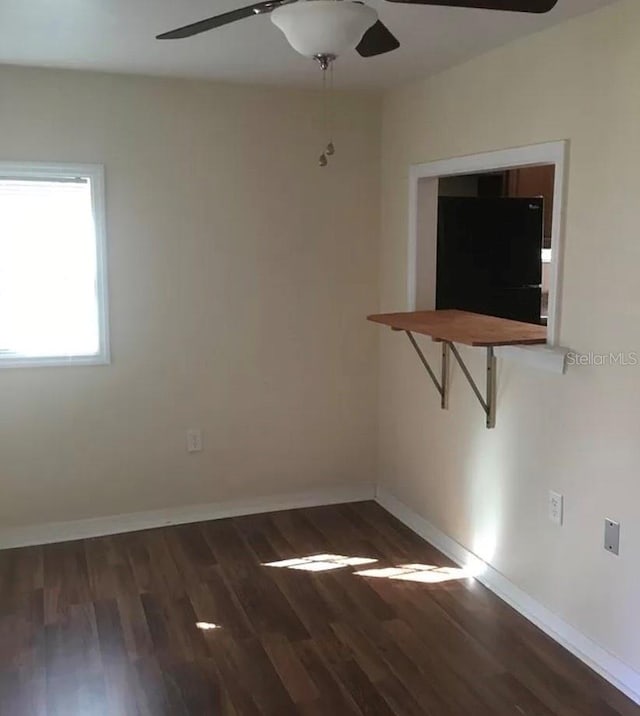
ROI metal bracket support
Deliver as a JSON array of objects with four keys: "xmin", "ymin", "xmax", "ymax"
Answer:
[
  {"xmin": 405, "ymin": 331, "xmax": 449, "ymax": 410},
  {"xmin": 449, "ymin": 343, "xmax": 497, "ymax": 429},
  {"xmin": 404, "ymin": 331, "xmax": 497, "ymax": 429}
]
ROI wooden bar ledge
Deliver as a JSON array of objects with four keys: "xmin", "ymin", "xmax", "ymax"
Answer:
[
  {"xmin": 367, "ymin": 310, "xmax": 547, "ymax": 429},
  {"xmin": 367, "ymin": 309, "xmax": 547, "ymax": 347}
]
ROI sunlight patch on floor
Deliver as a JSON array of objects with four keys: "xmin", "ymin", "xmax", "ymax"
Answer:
[
  {"xmin": 264, "ymin": 554, "xmax": 377, "ymax": 572},
  {"xmin": 355, "ymin": 563, "xmax": 474, "ymax": 584},
  {"xmin": 195, "ymin": 622, "xmax": 221, "ymax": 631}
]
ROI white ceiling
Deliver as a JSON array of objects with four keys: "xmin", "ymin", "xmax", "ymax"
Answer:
[{"xmin": 0, "ymin": 0, "xmax": 616, "ymax": 89}]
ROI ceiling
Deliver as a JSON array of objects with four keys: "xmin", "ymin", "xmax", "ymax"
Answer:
[{"xmin": 0, "ymin": 0, "xmax": 616, "ymax": 89}]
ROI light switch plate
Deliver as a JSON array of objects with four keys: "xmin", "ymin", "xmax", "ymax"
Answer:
[{"xmin": 604, "ymin": 519, "xmax": 620, "ymax": 556}]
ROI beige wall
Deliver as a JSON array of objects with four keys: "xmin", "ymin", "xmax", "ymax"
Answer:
[
  {"xmin": 0, "ymin": 66, "xmax": 380, "ymax": 527},
  {"xmin": 3, "ymin": 0, "xmax": 639, "ymax": 681},
  {"xmin": 379, "ymin": 0, "xmax": 640, "ymax": 674}
]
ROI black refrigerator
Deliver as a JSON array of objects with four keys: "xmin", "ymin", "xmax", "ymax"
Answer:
[{"xmin": 436, "ymin": 196, "xmax": 543, "ymax": 325}]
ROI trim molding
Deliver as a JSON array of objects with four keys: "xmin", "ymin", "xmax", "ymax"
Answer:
[
  {"xmin": 0, "ymin": 484, "xmax": 376, "ymax": 550},
  {"xmin": 376, "ymin": 486, "xmax": 640, "ymax": 706}
]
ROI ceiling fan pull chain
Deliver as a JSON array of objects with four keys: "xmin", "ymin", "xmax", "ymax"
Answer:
[
  {"xmin": 326, "ymin": 61, "xmax": 336, "ymax": 158},
  {"xmin": 319, "ymin": 62, "xmax": 329, "ymax": 167},
  {"xmin": 318, "ymin": 60, "xmax": 337, "ymax": 167}
]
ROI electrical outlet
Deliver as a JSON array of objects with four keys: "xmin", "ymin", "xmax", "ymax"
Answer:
[
  {"xmin": 548, "ymin": 491, "xmax": 563, "ymax": 526},
  {"xmin": 186, "ymin": 429, "xmax": 203, "ymax": 453},
  {"xmin": 604, "ymin": 519, "xmax": 620, "ymax": 556}
]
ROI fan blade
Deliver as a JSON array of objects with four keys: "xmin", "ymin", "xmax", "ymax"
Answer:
[
  {"xmin": 157, "ymin": 1, "xmax": 285, "ymax": 39},
  {"xmin": 384, "ymin": 0, "xmax": 557, "ymax": 12},
  {"xmin": 357, "ymin": 21, "xmax": 400, "ymax": 57}
]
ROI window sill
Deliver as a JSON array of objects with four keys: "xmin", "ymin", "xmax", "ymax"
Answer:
[
  {"xmin": 0, "ymin": 354, "xmax": 110, "ymax": 369},
  {"xmin": 494, "ymin": 344, "xmax": 568, "ymax": 374}
]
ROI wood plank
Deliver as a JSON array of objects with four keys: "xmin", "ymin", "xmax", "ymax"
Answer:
[{"xmin": 367, "ymin": 309, "xmax": 547, "ymax": 346}]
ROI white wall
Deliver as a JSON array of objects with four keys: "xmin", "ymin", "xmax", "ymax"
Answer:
[
  {"xmin": 379, "ymin": 0, "xmax": 640, "ymax": 676},
  {"xmin": 0, "ymin": 65, "xmax": 380, "ymax": 527}
]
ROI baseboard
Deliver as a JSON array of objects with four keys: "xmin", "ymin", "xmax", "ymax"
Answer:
[
  {"xmin": 0, "ymin": 484, "xmax": 376, "ymax": 550},
  {"xmin": 376, "ymin": 486, "xmax": 640, "ymax": 706}
]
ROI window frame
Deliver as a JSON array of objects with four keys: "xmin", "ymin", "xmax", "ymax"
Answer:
[
  {"xmin": 0, "ymin": 161, "xmax": 110, "ymax": 369},
  {"xmin": 407, "ymin": 141, "xmax": 568, "ymax": 372}
]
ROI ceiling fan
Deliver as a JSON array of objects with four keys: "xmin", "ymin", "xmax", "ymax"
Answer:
[
  {"xmin": 157, "ymin": 0, "xmax": 559, "ymax": 63},
  {"xmin": 158, "ymin": 0, "xmax": 557, "ymax": 166}
]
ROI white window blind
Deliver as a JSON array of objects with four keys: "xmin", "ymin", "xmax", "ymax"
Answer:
[{"xmin": 0, "ymin": 163, "xmax": 109, "ymax": 366}]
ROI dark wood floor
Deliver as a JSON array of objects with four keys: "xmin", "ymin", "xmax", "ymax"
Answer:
[{"xmin": 1, "ymin": 501, "xmax": 638, "ymax": 715}]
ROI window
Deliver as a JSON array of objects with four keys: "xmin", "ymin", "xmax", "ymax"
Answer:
[{"xmin": 0, "ymin": 162, "xmax": 109, "ymax": 367}]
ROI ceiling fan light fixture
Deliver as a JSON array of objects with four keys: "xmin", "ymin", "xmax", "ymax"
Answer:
[{"xmin": 271, "ymin": 0, "xmax": 378, "ymax": 58}]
